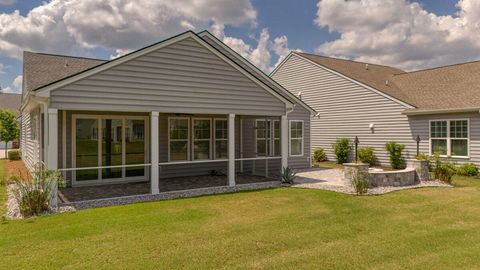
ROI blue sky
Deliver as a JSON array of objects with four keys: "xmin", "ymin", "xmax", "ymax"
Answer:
[{"xmin": 0, "ymin": 0, "xmax": 472, "ymax": 94}]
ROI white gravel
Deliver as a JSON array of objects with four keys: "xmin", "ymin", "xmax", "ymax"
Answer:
[{"xmin": 292, "ymin": 168, "xmax": 452, "ymax": 195}]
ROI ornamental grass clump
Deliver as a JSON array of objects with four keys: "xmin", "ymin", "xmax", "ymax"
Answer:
[
  {"xmin": 352, "ymin": 169, "xmax": 369, "ymax": 195},
  {"xmin": 312, "ymin": 148, "xmax": 327, "ymax": 162},
  {"xmin": 385, "ymin": 141, "xmax": 405, "ymax": 169},
  {"xmin": 431, "ymin": 154, "xmax": 456, "ymax": 184},
  {"xmin": 332, "ymin": 138, "xmax": 351, "ymax": 164},
  {"xmin": 11, "ymin": 163, "xmax": 64, "ymax": 217}
]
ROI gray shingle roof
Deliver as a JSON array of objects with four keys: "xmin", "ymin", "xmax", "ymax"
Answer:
[
  {"xmin": 23, "ymin": 51, "xmax": 105, "ymax": 94},
  {"xmin": 0, "ymin": 93, "xmax": 22, "ymax": 115},
  {"xmin": 296, "ymin": 53, "xmax": 480, "ymax": 111}
]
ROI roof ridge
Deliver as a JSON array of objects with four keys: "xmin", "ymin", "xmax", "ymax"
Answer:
[
  {"xmin": 25, "ymin": 51, "xmax": 106, "ymax": 62},
  {"xmin": 296, "ymin": 52, "xmax": 404, "ymax": 72},
  {"xmin": 394, "ymin": 59, "xmax": 480, "ymax": 76}
]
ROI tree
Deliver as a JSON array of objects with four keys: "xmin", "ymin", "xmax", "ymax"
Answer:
[{"xmin": 0, "ymin": 109, "xmax": 19, "ymax": 158}]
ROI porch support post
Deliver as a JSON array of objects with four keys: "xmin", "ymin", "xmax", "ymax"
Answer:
[
  {"xmin": 150, "ymin": 111, "xmax": 160, "ymax": 194},
  {"xmin": 228, "ymin": 113, "xmax": 236, "ymax": 186},
  {"xmin": 46, "ymin": 108, "xmax": 58, "ymax": 170},
  {"xmin": 281, "ymin": 114, "xmax": 288, "ymax": 171}
]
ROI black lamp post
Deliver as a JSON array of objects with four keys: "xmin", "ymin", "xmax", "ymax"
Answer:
[
  {"xmin": 416, "ymin": 135, "xmax": 421, "ymax": 156},
  {"xmin": 354, "ymin": 136, "xmax": 359, "ymax": 163}
]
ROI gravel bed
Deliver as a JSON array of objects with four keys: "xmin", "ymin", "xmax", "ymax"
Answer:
[{"xmin": 293, "ymin": 179, "xmax": 452, "ymax": 195}]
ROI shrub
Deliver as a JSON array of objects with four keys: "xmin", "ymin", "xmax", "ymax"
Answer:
[
  {"xmin": 332, "ymin": 138, "xmax": 351, "ymax": 164},
  {"xmin": 11, "ymin": 163, "xmax": 64, "ymax": 217},
  {"xmin": 312, "ymin": 148, "xmax": 327, "ymax": 162},
  {"xmin": 457, "ymin": 163, "xmax": 479, "ymax": 177},
  {"xmin": 7, "ymin": 149, "xmax": 20, "ymax": 160},
  {"xmin": 358, "ymin": 147, "xmax": 377, "ymax": 166},
  {"xmin": 385, "ymin": 141, "xmax": 405, "ymax": 169},
  {"xmin": 352, "ymin": 169, "xmax": 369, "ymax": 195},
  {"xmin": 281, "ymin": 167, "xmax": 296, "ymax": 184},
  {"xmin": 436, "ymin": 162, "xmax": 456, "ymax": 184},
  {"xmin": 416, "ymin": 153, "xmax": 430, "ymax": 161}
]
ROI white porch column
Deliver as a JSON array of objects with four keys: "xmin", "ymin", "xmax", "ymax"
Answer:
[
  {"xmin": 228, "ymin": 113, "xmax": 236, "ymax": 186},
  {"xmin": 150, "ymin": 111, "xmax": 160, "ymax": 194},
  {"xmin": 46, "ymin": 108, "xmax": 58, "ymax": 170},
  {"xmin": 281, "ymin": 115, "xmax": 288, "ymax": 171}
]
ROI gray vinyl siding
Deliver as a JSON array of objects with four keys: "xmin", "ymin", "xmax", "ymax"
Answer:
[
  {"xmin": 49, "ymin": 37, "xmax": 285, "ymax": 116},
  {"xmin": 20, "ymin": 108, "xmax": 40, "ymax": 171},
  {"xmin": 272, "ymin": 54, "xmax": 417, "ymax": 165}
]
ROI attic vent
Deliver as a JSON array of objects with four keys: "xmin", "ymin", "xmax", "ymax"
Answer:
[
  {"xmin": 365, "ymin": 64, "xmax": 369, "ymax": 70},
  {"xmin": 64, "ymin": 59, "xmax": 69, "ymax": 67},
  {"xmin": 385, "ymin": 80, "xmax": 389, "ymax": 86}
]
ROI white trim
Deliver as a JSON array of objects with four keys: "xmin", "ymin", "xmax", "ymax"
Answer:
[
  {"xmin": 46, "ymin": 108, "xmax": 58, "ymax": 170},
  {"xmin": 403, "ymin": 108, "xmax": 480, "ymax": 115},
  {"xmin": 167, "ymin": 117, "xmax": 190, "ymax": 162},
  {"xmin": 71, "ymin": 114, "xmax": 149, "ymax": 186},
  {"xmin": 289, "ymin": 119, "xmax": 304, "ymax": 157},
  {"xmin": 273, "ymin": 52, "xmax": 415, "ymax": 109},
  {"xmin": 429, "ymin": 118, "xmax": 470, "ymax": 158},
  {"xmin": 192, "ymin": 118, "xmax": 212, "ymax": 160},
  {"xmin": 228, "ymin": 113, "xmax": 235, "ymax": 186},
  {"xmin": 281, "ymin": 115, "xmax": 288, "ymax": 169},
  {"xmin": 254, "ymin": 119, "xmax": 281, "ymax": 157},
  {"xmin": 150, "ymin": 111, "xmax": 159, "ymax": 194},
  {"xmin": 62, "ymin": 110, "xmax": 67, "ymax": 178},
  {"xmin": 198, "ymin": 31, "xmax": 315, "ymax": 115}
]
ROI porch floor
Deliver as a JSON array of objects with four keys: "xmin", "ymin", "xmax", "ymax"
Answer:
[{"xmin": 58, "ymin": 174, "xmax": 277, "ymax": 202}]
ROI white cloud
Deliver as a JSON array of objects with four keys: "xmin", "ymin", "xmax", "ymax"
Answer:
[
  {"xmin": 1, "ymin": 75, "xmax": 22, "ymax": 94},
  {"xmin": 0, "ymin": 0, "xmax": 257, "ymax": 59},
  {"xmin": 0, "ymin": 0, "xmax": 16, "ymax": 6},
  {"xmin": 0, "ymin": 64, "xmax": 6, "ymax": 74},
  {"xmin": 213, "ymin": 26, "xmax": 298, "ymax": 72},
  {"xmin": 315, "ymin": 0, "xmax": 480, "ymax": 70}
]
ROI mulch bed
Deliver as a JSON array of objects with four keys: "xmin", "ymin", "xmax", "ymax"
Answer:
[{"xmin": 5, "ymin": 160, "xmax": 31, "ymax": 180}]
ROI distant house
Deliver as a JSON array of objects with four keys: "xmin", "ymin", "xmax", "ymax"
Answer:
[
  {"xmin": 19, "ymin": 31, "xmax": 315, "ymax": 198},
  {"xmin": 0, "ymin": 93, "xmax": 21, "ymax": 149},
  {"xmin": 272, "ymin": 52, "xmax": 480, "ymax": 165}
]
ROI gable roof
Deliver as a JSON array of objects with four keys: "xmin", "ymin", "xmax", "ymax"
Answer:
[
  {"xmin": 291, "ymin": 52, "xmax": 414, "ymax": 107},
  {"xmin": 284, "ymin": 52, "xmax": 480, "ymax": 113},
  {"xmin": 0, "ymin": 93, "xmax": 21, "ymax": 115},
  {"xmin": 198, "ymin": 31, "xmax": 316, "ymax": 115},
  {"xmin": 26, "ymin": 31, "xmax": 298, "ymax": 111},
  {"xmin": 23, "ymin": 51, "xmax": 105, "ymax": 94}
]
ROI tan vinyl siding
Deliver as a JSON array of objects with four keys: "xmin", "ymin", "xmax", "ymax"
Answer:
[
  {"xmin": 20, "ymin": 108, "xmax": 40, "ymax": 171},
  {"xmin": 272, "ymin": 54, "xmax": 417, "ymax": 165},
  {"xmin": 49, "ymin": 37, "xmax": 285, "ymax": 116}
]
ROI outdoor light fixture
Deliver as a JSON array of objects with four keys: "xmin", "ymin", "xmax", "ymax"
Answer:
[
  {"xmin": 416, "ymin": 135, "xmax": 421, "ymax": 156},
  {"xmin": 354, "ymin": 136, "xmax": 359, "ymax": 163}
]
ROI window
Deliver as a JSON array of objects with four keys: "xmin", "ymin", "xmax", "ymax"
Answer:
[
  {"xmin": 255, "ymin": 119, "xmax": 281, "ymax": 157},
  {"xmin": 169, "ymin": 118, "xmax": 189, "ymax": 161},
  {"xmin": 430, "ymin": 119, "xmax": 469, "ymax": 157},
  {"xmin": 290, "ymin": 120, "xmax": 303, "ymax": 156},
  {"xmin": 214, "ymin": 119, "xmax": 228, "ymax": 159},
  {"xmin": 193, "ymin": 119, "xmax": 211, "ymax": 160}
]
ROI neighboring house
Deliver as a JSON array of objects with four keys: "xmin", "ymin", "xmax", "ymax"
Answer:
[
  {"xmin": 272, "ymin": 52, "xmax": 480, "ymax": 166},
  {"xmin": 20, "ymin": 31, "xmax": 315, "ymax": 194},
  {"xmin": 0, "ymin": 93, "xmax": 21, "ymax": 149}
]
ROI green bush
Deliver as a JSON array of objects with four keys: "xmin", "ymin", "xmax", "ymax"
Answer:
[
  {"xmin": 358, "ymin": 147, "xmax": 377, "ymax": 166},
  {"xmin": 436, "ymin": 162, "xmax": 456, "ymax": 184},
  {"xmin": 352, "ymin": 169, "xmax": 369, "ymax": 195},
  {"xmin": 416, "ymin": 153, "xmax": 430, "ymax": 161},
  {"xmin": 7, "ymin": 149, "xmax": 20, "ymax": 160},
  {"xmin": 281, "ymin": 167, "xmax": 296, "ymax": 184},
  {"xmin": 385, "ymin": 141, "xmax": 405, "ymax": 169},
  {"xmin": 457, "ymin": 163, "xmax": 479, "ymax": 176},
  {"xmin": 312, "ymin": 148, "xmax": 327, "ymax": 162},
  {"xmin": 332, "ymin": 138, "xmax": 351, "ymax": 164}
]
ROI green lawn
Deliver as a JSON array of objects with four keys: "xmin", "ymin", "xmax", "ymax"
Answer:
[{"xmin": 1, "ymin": 176, "xmax": 480, "ymax": 269}]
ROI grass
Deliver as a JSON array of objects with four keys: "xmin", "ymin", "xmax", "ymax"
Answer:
[{"xmin": 1, "ymin": 174, "xmax": 480, "ymax": 269}]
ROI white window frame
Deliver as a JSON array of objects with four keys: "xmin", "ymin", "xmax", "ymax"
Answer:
[
  {"xmin": 168, "ymin": 117, "xmax": 190, "ymax": 162},
  {"xmin": 429, "ymin": 119, "xmax": 470, "ymax": 158},
  {"xmin": 214, "ymin": 118, "xmax": 228, "ymax": 160},
  {"xmin": 72, "ymin": 114, "xmax": 149, "ymax": 186},
  {"xmin": 272, "ymin": 120, "xmax": 280, "ymax": 156},
  {"xmin": 289, "ymin": 120, "xmax": 304, "ymax": 157},
  {"xmin": 192, "ymin": 118, "xmax": 212, "ymax": 160},
  {"xmin": 254, "ymin": 119, "xmax": 281, "ymax": 157}
]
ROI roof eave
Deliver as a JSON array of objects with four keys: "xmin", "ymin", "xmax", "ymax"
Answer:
[{"xmin": 402, "ymin": 107, "xmax": 480, "ymax": 116}]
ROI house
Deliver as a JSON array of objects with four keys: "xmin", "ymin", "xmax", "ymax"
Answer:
[
  {"xmin": 0, "ymin": 93, "xmax": 22, "ymax": 149},
  {"xmin": 19, "ymin": 31, "xmax": 315, "ymax": 201},
  {"xmin": 272, "ymin": 52, "xmax": 480, "ymax": 166}
]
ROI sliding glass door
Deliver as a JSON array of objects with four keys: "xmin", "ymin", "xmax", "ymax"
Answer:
[{"xmin": 74, "ymin": 115, "xmax": 148, "ymax": 185}]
